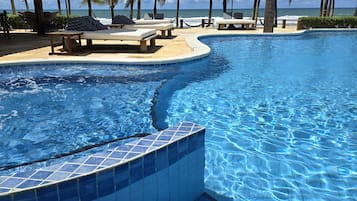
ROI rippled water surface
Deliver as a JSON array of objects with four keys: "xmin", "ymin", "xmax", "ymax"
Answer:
[{"xmin": 165, "ymin": 31, "xmax": 357, "ymax": 200}]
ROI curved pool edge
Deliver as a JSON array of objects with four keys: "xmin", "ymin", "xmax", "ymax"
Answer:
[{"xmin": 2, "ymin": 28, "xmax": 356, "ymax": 67}]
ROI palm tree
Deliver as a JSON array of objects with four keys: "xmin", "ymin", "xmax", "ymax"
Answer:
[
  {"xmin": 208, "ymin": 0, "xmax": 213, "ymax": 26},
  {"xmin": 125, "ymin": 0, "xmax": 135, "ymax": 19},
  {"xmin": 354, "ymin": 6, "xmax": 357, "ymax": 16},
  {"xmin": 263, "ymin": 0, "xmax": 274, "ymax": 32},
  {"xmin": 137, "ymin": 0, "xmax": 141, "ymax": 19},
  {"xmin": 153, "ymin": 0, "xmax": 165, "ymax": 17},
  {"xmin": 175, "ymin": 0, "xmax": 180, "ymax": 27},
  {"xmin": 65, "ymin": 0, "xmax": 72, "ymax": 16},
  {"xmin": 57, "ymin": 0, "xmax": 62, "ymax": 15},
  {"xmin": 105, "ymin": 0, "xmax": 121, "ymax": 20},
  {"xmin": 10, "ymin": 0, "xmax": 16, "ymax": 15},
  {"xmin": 23, "ymin": 0, "xmax": 30, "ymax": 11},
  {"xmin": 223, "ymin": 0, "xmax": 227, "ymax": 13},
  {"xmin": 319, "ymin": 0, "xmax": 335, "ymax": 17}
]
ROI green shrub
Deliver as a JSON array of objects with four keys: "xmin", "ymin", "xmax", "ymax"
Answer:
[
  {"xmin": 297, "ymin": 16, "xmax": 357, "ymax": 30},
  {"xmin": 7, "ymin": 14, "xmax": 77, "ymax": 30}
]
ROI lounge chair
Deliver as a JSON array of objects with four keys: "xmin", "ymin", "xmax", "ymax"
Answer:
[
  {"xmin": 216, "ymin": 12, "xmax": 256, "ymax": 30},
  {"xmin": 111, "ymin": 15, "xmax": 174, "ymax": 37},
  {"xmin": 66, "ymin": 16, "xmax": 157, "ymax": 52}
]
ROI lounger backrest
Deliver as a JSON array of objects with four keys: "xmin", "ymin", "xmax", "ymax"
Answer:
[
  {"xmin": 234, "ymin": 12, "xmax": 243, "ymax": 19},
  {"xmin": 154, "ymin": 13, "xmax": 164, "ymax": 19},
  {"xmin": 144, "ymin": 13, "xmax": 153, "ymax": 20},
  {"xmin": 223, "ymin": 12, "xmax": 232, "ymax": 19},
  {"xmin": 66, "ymin": 16, "xmax": 107, "ymax": 31},
  {"xmin": 112, "ymin": 15, "xmax": 135, "ymax": 25}
]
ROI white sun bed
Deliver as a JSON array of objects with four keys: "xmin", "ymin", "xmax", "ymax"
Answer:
[
  {"xmin": 81, "ymin": 29, "xmax": 157, "ymax": 52},
  {"xmin": 216, "ymin": 19, "xmax": 256, "ymax": 30},
  {"xmin": 134, "ymin": 19, "xmax": 174, "ymax": 25},
  {"xmin": 123, "ymin": 23, "xmax": 173, "ymax": 37}
]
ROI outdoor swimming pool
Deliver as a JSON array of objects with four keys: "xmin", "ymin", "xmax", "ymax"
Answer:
[{"xmin": 0, "ymin": 30, "xmax": 356, "ymax": 200}]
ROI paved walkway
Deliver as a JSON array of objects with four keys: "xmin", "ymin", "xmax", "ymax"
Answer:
[{"xmin": 0, "ymin": 26, "xmax": 298, "ymax": 64}]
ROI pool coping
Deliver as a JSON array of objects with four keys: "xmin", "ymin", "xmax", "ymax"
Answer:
[{"xmin": 1, "ymin": 28, "xmax": 355, "ymax": 66}]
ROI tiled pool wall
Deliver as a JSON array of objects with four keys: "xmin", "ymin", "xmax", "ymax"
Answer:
[{"xmin": 0, "ymin": 122, "xmax": 205, "ymax": 201}]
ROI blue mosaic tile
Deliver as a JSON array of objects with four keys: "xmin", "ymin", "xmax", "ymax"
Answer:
[
  {"xmin": 58, "ymin": 179, "xmax": 79, "ymax": 201},
  {"xmin": 156, "ymin": 147, "xmax": 168, "ymax": 171},
  {"xmin": 131, "ymin": 145, "xmax": 149, "ymax": 153},
  {"xmin": 37, "ymin": 185, "xmax": 58, "ymax": 201},
  {"xmin": 97, "ymin": 169, "xmax": 114, "ymax": 197},
  {"xmin": 144, "ymin": 134, "xmax": 159, "ymax": 141},
  {"xmin": 168, "ymin": 142, "xmax": 178, "ymax": 165},
  {"xmin": 46, "ymin": 171, "xmax": 71, "ymax": 181},
  {"xmin": 17, "ymin": 179, "xmax": 42, "ymax": 189},
  {"xmin": 13, "ymin": 171, "xmax": 35, "ymax": 178},
  {"xmin": 137, "ymin": 139, "xmax": 154, "ymax": 146},
  {"xmin": 31, "ymin": 171, "xmax": 53, "ymax": 180},
  {"xmin": 79, "ymin": 175, "xmax": 97, "ymax": 201},
  {"xmin": 114, "ymin": 163, "xmax": 129, "ymax": 190},
  {"xmin": 13, "ymin": 189, "xmax": 36, "ymax": 201},
  {"xmin": 85, "ymin": 157, "xmax": 104, "ymax": 165},
  {"xmin": 74, "ymin": 165, "xmax": 97, "ymax": 174},
  {"xmin": 178, "ymin": 138, "xmax": 189, "ymax": 158},
  {"xmin": 109, "ymin": 151, "xmax": 126, "ymax": 159},
  {"xmin": 0, "ymin": 194, "xmax": 11, "ymax": 201},
  {"xmin": 117, "ymin": 145, "xmax": 134, "ymax": 152},
  {"xmin": 129, "ymin": 158, "xmax": 143, "ymax": 184},
  {"xmin": 1, "ymin": 178, "xmax": 24, "ymax": 188},
  {"xmin": 144, "ymin": 152, "xmax": 156, "ymax": 177},
  {"xmin": 152, "ymin": 140, "xmax": 167, "ymax": 148},
  {"xmin": 124, "ymin": 152, "xmax": 140, "ymax": 160},
  {"xmin": 0, "ymin": 188, "xmax": 10, "ymax": 194},
  {"xmin": 158, "ymin": 135, "xmax": 172, "ymax": 142},
  {"xmin": 59, "ymin": 164, "xmax": 80, "ymax": 172},
  {"xmin": 101, "ymin": 158, "xmax": 121, "ymax": 166},
  {"xmin": 192, "ymin": 125, "xmax": 204, "ymax": 133},
  {"xmin": 93, "ymin": 150, "xmax": 112, "ymax": 158},
  {"xmin": 178, "ymin": 126, "xmax": 192, "ymax": 132},
  {"xmin": 161, "ymin": 130, "xmax": 176, "ymax": 136}
]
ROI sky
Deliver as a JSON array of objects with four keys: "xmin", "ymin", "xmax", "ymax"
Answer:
[{"xmin": 1, "ymin": 0, "xmax": 356, "ymax": 10}]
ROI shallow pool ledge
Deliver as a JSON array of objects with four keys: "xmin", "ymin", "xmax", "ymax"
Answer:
[{"xmin": 0, "ymin": 122, "xmax": 205, "ymax": 201}]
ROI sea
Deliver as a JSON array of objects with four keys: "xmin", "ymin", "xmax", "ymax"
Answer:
[{"xmin": 11, "ymin": 8, "xmax": 355, "ymax": 18}]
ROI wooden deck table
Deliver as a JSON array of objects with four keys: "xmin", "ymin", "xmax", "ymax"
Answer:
[{"xmin": 48, "ymin": 31, "xmax": 83, "ymax": 55}]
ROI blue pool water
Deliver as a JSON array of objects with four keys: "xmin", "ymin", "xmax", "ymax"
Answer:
[
  {"xmin": 163, "ymin": 31, "xmax": 357, "ymax": 200},
  {"xmin": 0, "ymin": 31, "xmax": 356, "ymax": 200}
]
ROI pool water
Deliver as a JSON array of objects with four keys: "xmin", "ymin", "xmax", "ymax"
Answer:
[
  {"xmin": 0, "ymin": 31, "xmax": 356, "ymax": 200},
  {"xmin": 163, "ymin": 31, "xmax": 357, "ymax": 200}
]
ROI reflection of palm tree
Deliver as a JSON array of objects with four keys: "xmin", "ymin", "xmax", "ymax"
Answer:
[
  {"xmin": 10, "ymin": 0, "xmax": 16, "ymax": 15},
  {"xmin": 153, "ymin": 0, "xmax": 165, "ymax": 16}
]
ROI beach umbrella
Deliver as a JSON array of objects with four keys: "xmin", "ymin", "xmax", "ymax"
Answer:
[{"xmin": 175, "ymin": 0, "xmax": 179, "ymax": 27}]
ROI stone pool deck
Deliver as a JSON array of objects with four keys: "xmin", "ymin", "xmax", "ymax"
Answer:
[{"xmin": 0, "ymin": 26, "xmax": 298, "ymax": 64}]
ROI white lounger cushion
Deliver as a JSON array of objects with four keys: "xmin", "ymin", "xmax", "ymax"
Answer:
[
  {"xmin": 134, "ymin": 19, "xmax": 174, "ymax": 25},
  {"xmin": 216, "ymin": 19, "xmax": 256, "ymax": 25},
  {"xmin": 123, "ymin": 23, "xmax": 173, "ymax": 31},
  {"xmin": 81, "ymin": 29, "xmax": 156, "ymax": 41}
]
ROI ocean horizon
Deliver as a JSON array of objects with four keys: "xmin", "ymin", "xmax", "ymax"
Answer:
[{"xmin": 10, "ymin": 8, "xmax": 355, "ymax": 19}]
